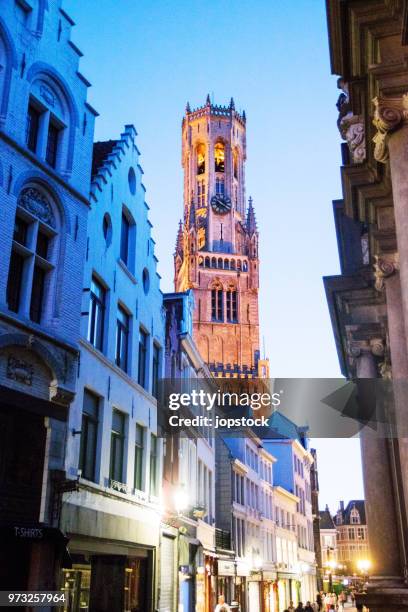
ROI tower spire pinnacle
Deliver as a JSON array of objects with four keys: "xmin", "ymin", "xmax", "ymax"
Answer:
[
  {"xmin": 246, "ymin": 196, "xmax": 257, "ymax": 235},
  {"xmin": 206, "ymin": 93, "xmax": 211, "ymax": 106},
  {"xmin": 175, "ymin": 219, "xmax": 183, "ymax": 255},
  {"xmin": 186, "ymin": 101, "xmax": 191, "ymax": 113},
  {"xmin": 229, "ymin": 97, "xmax": 235, "ymax": 110}
]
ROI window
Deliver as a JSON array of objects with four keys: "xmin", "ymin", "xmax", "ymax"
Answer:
[
  {"xmin": 110, "ymin": 410, "xmax": 125, "ymax": 483},
  {"xmin": 120, "ymin": 212, "xmax": 130, "ymax": 265},
  {"xmin": 138, "ymin": 328, "xmax": 148, "ymax": 389},
  {"xmin": 30, "ymin": 265, "xmax": 45, "ymax": 323},
  {"xmin": 79, "ymin": 390, "xmax": 99, "ymax": 482},
  {"xmin": 87, "ymin": 277, "xmax": 106, "ymax": 351},
  {"xmin": 197, "ymin": 179, "xmax": 206, "ymax": 207},
  {"xmin": 150, "ymin": 434, "xmax": 158, "ymax": 496},
  {"xmin": 233, "ymin": 150, "xmax": 238, "ymax": 179},
  {"xmin": 197, "ymin": 144, "xmax": 205, "ymax": 174},
  {"xmin": 152, "ymin": 343, "xmax": 160, "ymax": 399},
  {"xmin": 7, "ymin": 189, "xmax": 57, "ymax": 324},
  {"xmin": 215, "ymin": 177, "xmax": 225, "ymax": 195},
  {"xmin": 46, "ymin": 120, "xmax": 60, "ymax": 168},
  {"xmin": 226, "ymin": 289, "xmax": 237, "ymax": 322},
  {"xmin": 26, "ymin": 103, "xmax": 40, "ymax": 153},
  {"xmin": 115, "ymin": 305, "xmax": 129, "ymax": 372},
  {"xmin": 214, "ymin": 142, "xmax": 225, "ymax": 172},
  {"xmin": 134, "ymin": 424, "xmax": 144, "ymax": 491},
  {"xmin": 211, "ymin": 287, "xmax": 223, "ymax": 321},
  {"xmin": 348, "ymin": 528, "xmax": 355, "ymax": 540}
]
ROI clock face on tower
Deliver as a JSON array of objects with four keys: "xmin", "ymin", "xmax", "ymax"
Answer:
[{"xmin": 211, "ymin": 194, "xmax": 232, "ymax": 214}]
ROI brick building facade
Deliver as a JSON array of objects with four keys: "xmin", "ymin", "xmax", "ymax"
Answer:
[{"xmin": 0, "ymin": 0, "xmax": 96, "ymax": 596}]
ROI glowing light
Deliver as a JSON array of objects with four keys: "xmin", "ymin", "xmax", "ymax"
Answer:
[
  {"xmin": 174, "ymin": 488, "xmax": 189, "ymax": 514},
  {"xmin": 357, "ymin": 559, "xmax": 371, "ymax": 572}
]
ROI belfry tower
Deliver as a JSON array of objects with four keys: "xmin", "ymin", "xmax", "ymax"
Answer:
[{"xmin": 175, "ymin": 96, "xmax": 267, "ymax": 378}]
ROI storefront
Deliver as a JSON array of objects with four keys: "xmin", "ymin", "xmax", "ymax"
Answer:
[
  {"xmin": 235, "ymin": 561, "xmax": 250, "ymax": 612},
  {"xmin": 247, "ymin": 573, "xmax": 262, "ymax": 612},
  {"xmin": 61, "ymin": 495, "xmax": 159, "ymax": 612},
  {"xmin": 262, "ymin": 571, "xmax": 278, "ymax": 612},
  {"xmin": 217, "ymin": 559, "xmax": 236, "ymax": 606},
  {"xmin": 276, "ymin": 573, "xmax": 299, "ymax": 611}
]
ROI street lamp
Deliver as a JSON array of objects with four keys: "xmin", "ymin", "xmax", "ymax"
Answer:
[
  {"xmin": 357, "ymin": 559, "xmax": 371, "ymax": 586},
  {"xmin": 327, "ymin": 560, "xmax": 337, "ymax": 592}
]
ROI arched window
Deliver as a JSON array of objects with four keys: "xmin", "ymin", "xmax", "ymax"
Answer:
[
  {"xmin": 224, "ymin": 259, "xmax": 230, "ymax": 270},
  {"xmin": 24, "ymin": 68, "xmax": 78, "ymax": 175},
  {"xmin": 214, "ymin": 142, "xmax": 225, "ymax": 173},
  {"xmin": 6, "ymin": 184, "xmax": 59, "ymax": 324},
  {"xmin": 211, "ymin": 284, "xmax": 223, "ymax": 322},
  {"xmin": 230, "ymin": 259, "xmax": 236, "ymax": 270},
  {"xmin": 211, "ymin": 257, "xmax": 217, "ymax": 268},
  {"xmin": 226, "ymin": 287, "xmax": 238, "ymax": 323},
  {"xmin": 233, "ymin": 149, "xmax": 239, "ymax": 179},
  {"xmin": 197, "ymin": 143, "xmax": 205, "ymax": 175},
  {"xmin": 217, "ymin": 257, "xmax": 223, "ymax": 269},
  {"xmin": 205, "ymin": 257, "xmax": 210, "ymax": 267},
  {"xmin": 242, "ymin": 260, "xmax": 248, "ymax": 272}
]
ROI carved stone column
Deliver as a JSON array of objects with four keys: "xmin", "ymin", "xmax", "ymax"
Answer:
[
  {"xmin": 352, "ymin": 345, "xmax": 406, "ymax": 611},
  {"xmin": 374, "ymin": 256, "xmax": 408, "ymax": 579}
]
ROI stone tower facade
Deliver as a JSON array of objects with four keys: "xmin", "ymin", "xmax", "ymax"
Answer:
[{"xmin": 175, "ymin": 96, "xmax": 266, "ymax": 377}]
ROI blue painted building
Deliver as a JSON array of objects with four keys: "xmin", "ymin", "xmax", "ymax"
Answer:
[
  {"xmin": 264, "ymin": 413, "xmax": 317, "ymax": 605},
  {"xmin": 0, "ymin": 0, "xmax": 96, "ymax": 595},
  {"xmin": 61, "ymin": 125, "xmax": 165, "ymax": 611}
]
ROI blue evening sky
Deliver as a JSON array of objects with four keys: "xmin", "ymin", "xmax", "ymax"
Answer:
[{"xmin": 63, "ymin": 0, "xmax": 364, "ymax": 512}]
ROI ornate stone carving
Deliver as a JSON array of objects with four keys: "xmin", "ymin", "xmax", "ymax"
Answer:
[
  {"xmin": 379, "ymin": 360, "xmax": 392, "ymax": 380},
  {"xmin": 373, "ymin": 95, "xmax": 408, "ymax": 163},
  {"xmin": 370, "ymin": 338, "xmax": 385, "ymax": 357},
  {"xmin": 49, "ymin": 384, "xmax": 75, "ymax": 406},
  {"xmin": 18, "ymin": 187, "xmax": 56, "ymax": 228},
  {"xmin": 373, "ymin": 253, "xmax": 399, "ymax": 292},
  {"xmin": 339, "ymin": 113, "xmax": 366, "ymax": 163},
  {"xmin": 7, "ymin": 354, "xmax": 33, "ymax": 385}
]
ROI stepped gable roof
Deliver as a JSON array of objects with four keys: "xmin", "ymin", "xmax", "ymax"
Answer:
[{"xmin": 92, "ymin": 140, "xmax": 117, "ymax": 178}]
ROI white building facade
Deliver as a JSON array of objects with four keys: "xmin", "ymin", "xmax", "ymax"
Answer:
[{"xmin": 61, "ymin": 125, "xmax": 165, "ymax": 612}]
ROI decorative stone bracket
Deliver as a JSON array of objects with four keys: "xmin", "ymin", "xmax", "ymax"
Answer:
[
  {"xmin": 339, "ymin": 112, "xmax": 366, "ymax": 163},
  {"xmin": 373, "ymin": 94, "xmax": 408, "ymax": 163},
  {"xmin": 373, "ymin": 253, "xmax": 399, "ymax": 292}
]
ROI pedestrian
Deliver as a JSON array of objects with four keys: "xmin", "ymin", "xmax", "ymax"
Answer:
[
  {"xmin": 304, "ymin": 602, "xmax": 314, "ymax": 612},
  {"xmin": 316, "ymin": 593, "xmax": 323, "ymax": 611},
  {"xmin": 295, "ymin": 602, "xmax": 304, "ymax": 612},
  {"xmin": 214, "ymin": 595, "xmax": 231, "ymax": 612},
  {"xmin": 288, "ymin": 601, "xmax": 295, "ymax": 612}
]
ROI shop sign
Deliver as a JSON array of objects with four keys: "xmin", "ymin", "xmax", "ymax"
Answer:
[
  {"xmin": 218, "ymin": 560, "xmax": 235, "ymax": 576},
  {"xmin": 263, "ymin": 571, "xmax": 277, "ymax": 581},
  {"xmin": 14, "ymin": 527, "xmax": 43, "ymax": 538}
]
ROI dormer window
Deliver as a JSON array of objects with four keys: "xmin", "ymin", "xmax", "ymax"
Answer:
[
  {"xmin": 214, "ymin": 142, "xmax": 225, "ymax": 172},
  {"xmin": 350, "ymin": 508, "xmax": 360, "ymax": 524}
]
